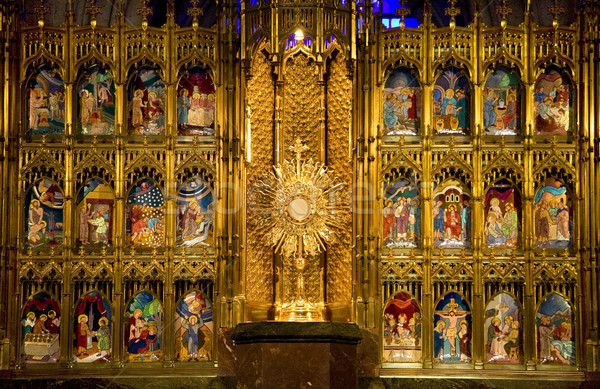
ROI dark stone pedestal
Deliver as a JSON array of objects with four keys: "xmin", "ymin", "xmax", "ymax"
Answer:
[{"xmin": 232, "ymin": 321, "xmax": 362, "ymax": 389}]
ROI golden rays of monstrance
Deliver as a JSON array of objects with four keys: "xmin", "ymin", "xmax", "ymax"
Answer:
[{"xmin": 248, "ymin": 138, "xmax": 349, "ymax": 320}]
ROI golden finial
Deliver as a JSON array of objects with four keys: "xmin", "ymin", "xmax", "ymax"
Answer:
[
  {"xmin": 181, "ymin": 246, "xmax": 187, "ymax": 258},
  {"xmin": 551, "ymin": 136, "xmax": 558, "ymax": 149},
  {"xmin": 563, "ymin": 247, "xmax": 570, "ymax": 259},
  {"xmin": 27, "ymin": 246, "xmax": 33, "ymax": 259},
  {"xmin": 548, "ymin": 0, "xmax": 565, "ymax": 29},
  {"xmin": 137, "ymin": 0, "xmax": 153, "ymax": 30},
  {"xmin": 289, "ymin": 138, "xmax": 309, "ymax": 162},
  {"xmin": 399, "ymin": 135, "xmax": 406, "ymax": 148},
  {"xmin": 460, "ymin": 246, "xmax": 467, "ymax": 260},
  {"xmin": 49, "ymin": 246, "xmax": 55, "ymax": 258},
  {"xmin": 395, "ymin": 0, "xmax": 411, "ymax": 28},
  {"xmin": 34, "ymin": 0, "xmax": 50, "ymax": 28},
  {"xmin": 499, "ymin": 135, "xmax": 506, "ymax": 149},
  {"xmin": 130, "ymin": 247, "xmax": 136, "ymax": 257},
  {"xmin": 445, "ymin": 0, "xmax": 460, "ymax": 29},
  {"xmin": 496, "ymin": 0, "xmax": 512, "ymax": 29},
  {"xmin": 511, "ymin": 247, "xmax": 517, "ymax": 261},
  {"xmin": 409, "ymin": 246, "xmax": 416, "ymax": 258},
  {"xmin": 439, "ymin": 246, "xmax": 445, "ymax": 257},
  {"xmin": 489, "ymin": 246, "xmax": 496, "ymax": 260},
  {"xmin": 151, "ymin": 246, "xmax": 158, "ymax": 259},
  {"xmin": 79, "ymin": 245, "xmax": 85, "ymax": 258},
  {"xmin": 188, "ymin": 0, "xmax": 204, "ymax": 30},
  {"xmin": 143, "ymin": 135, "xmax": 149, "ymax": 148},
  {"xmin": 85, "ymin": 0, "xmax": 102, "ymax": 29},
  {"xmin": 541, "ymin": 247, "xmax": 547, "ymax": 260},
  {"xmin": 101, "ymin": 244, "xmax": 107, "ymax": 258}
]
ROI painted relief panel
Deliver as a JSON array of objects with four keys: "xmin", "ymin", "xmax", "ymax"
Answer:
[
  {"xmin": 76, "ymin": 178, "xmax": 114, "ymax": 246},
  {"xmin": 534, "ymin": 69, "xmax": 572, "ymax": 135},
  {"xmin": 125, "ymin": 291, "xmax": 162, "ymax": 362},
  {"xmin": 434, "ymin": 292, "xmax": 472, "ymax": 363},
  {"xmin": 26, "ymin": 66, "xmax": 65, "ymax": 135},
  {"xmin": 485, "ymin": 293, "xmax": 523, "ymax": 364},
  {"xmin": 177, "ymin": 178, "xmax": 214, "ymax": 247},
  {"xmin": 383, "ymin": 292, "xmax": 422, "ymax": 362},
  {"xmin": 21, "ymin": 292, "xmax": 61, "ymax": 363},
  {"xmin": 77, "ymin": 66, "xmax": 115, "ymax": 135},
  {"xmin": 534, "ymin": 179, "xmax": 571, "ymax": 249},
  {"xmin": 484, "ymin": 184, "xmax": 521, "ymax": 248},
  {"xmin": 177, "ymin": 68, "xmax": 215, "ymax": 135},
  {"xmin": 383, "ymin": 179, "xmax": 420, "ymax": 248},
  {"xmin": 128, "ymin": 67, "xmax": 166, "ymax": 135},
  {"xmin": 25, "ymin": 179, "xmax": 64, "ymax": 248},
  {"xmin": 433, "ymin": 67, "xmax": 470, "ymax": 134},
  {"xmin": 537, "ymin": 293, "xmax": 575, "ymax": 365},
  {"xmin": 175, "ymin": 291, "xmax": 214, "ymax": 361},
  {"xmin": 126, "ymin": 179, "xmax": 165, "ymax": 247},
  {"xmin": 433, "ymin": 183, "xmax": 471, "ymax": 248},
  {"xmin": 73, "ymin": 292, "xmax": 112, "ymax": 363},
  {"xmin": 483, "ymin": 67, "xmax": 520, "ymax": 135},
  {"xmin": 383, "ymin": 68, "xmax": 420, "ymax": 135}
]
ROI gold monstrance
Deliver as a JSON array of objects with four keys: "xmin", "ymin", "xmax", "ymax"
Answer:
[{"xmin": 249, "ymin": 138, "xmax": 348, "ymax": 321}]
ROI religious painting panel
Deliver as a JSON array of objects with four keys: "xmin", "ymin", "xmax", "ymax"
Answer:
[
  {"xmin": 534, "ymin": 69, "xmax": 572, "ymax": 135},
  {"xmin": 175, "ymin": 291, "xmax": 214, "ymax": 361},
  {"xmin": 383, "ymin": 292, "xmax": 422, "ymax": 363},
  {"xmin": 484, "ymin": 183, "xmax": 521, "ymax": 248},
  {"xmin": 383, "ymin": 68, "xmax": 421, "ymax": 136},
  {"xmin": 433, "ymin": 183, "xmax": 471, "ymax": 248},
  {"xmin": 534, "ymin": 179, "xmax": 571, "ymax": 249},
  {"xmin": 26, "ymin": 66, "xmax": 65, "ymax": 135},
  {"xmin": 177, "ymin": 67, "xmax": 215, "ymax": 135},
  {"xmin": 125, "ymin": 291, "xmax": 163, "ymax": 362},
  {"xmin": 484, "ymin": 293, "xmax": 523, "ymax": 364},
  {"xmin": 383, "ymin": 179, "xmax": 420, "ymax": 248},
  {"xmin": 126, "ymin": 179, "xmax": 165, "ymax": 247},
  {"xmin": 76, "ymin": 178, "xmax": 114, "ymax": 246},
  {"xmin": 483, "ymin": 67, "xmax": 520, "ymax": 135},
  {"xmin": 433, "ymin": 292, "xmax": 472, "ymax": 363},
  {"xmin": 73, "ymin": 291, "xmax": 112, "ymax": 363},
  {"xmin": 128, "ymin": 67, "xmax": 166, "ymax": 135},
  {"xmin": 536, "ymin": 293, "xmax": 575, "ymax": 365},
  {"xmin": 21, "ymin": 291, "xmax": 61, "ymax": 363},
  {"xmin": 77, "ymin": 65, "xmax": 115, "ymax": 135},
  {"xmin": 25, "ymin": 179, "xmax": 64, "ymax": 248},
  {"xmin": 433, "ymin": 67, "xmax": 470, "ymax": 134},
  {"xmin": 177, "ymin": 178, "xmax": 215, "ymax": 247}
]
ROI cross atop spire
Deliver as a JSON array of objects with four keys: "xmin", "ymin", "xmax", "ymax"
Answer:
[
  {"xmin": 395, "ymin": 0, "xmax": 411, "ymax": 27},
  {"xmin": 188, "ymin": 0, "xmax": 204, "ymax": 30},
  {"xmin": 445, "ymin": 0, "xmax": 461, "ymax": 27},
  {"xmin": 34, "ymin": 0, "xmax": 50, "ymax": 28},
  {"xmin": 290, "ymin": 138, "xmax": 309, "ymax": 162},
  {"xmin": 548, "ymin": 0, "xmax": 564, "ymax": 28},
  {"xmin": 137, "ymin": 0, "xmax": 153, "ymax": 29}
]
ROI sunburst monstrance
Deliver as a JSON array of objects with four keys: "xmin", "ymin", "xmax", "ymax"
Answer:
[{"xmin": 249, "ymin": 138, "xmax": 349, "ymax": 321}]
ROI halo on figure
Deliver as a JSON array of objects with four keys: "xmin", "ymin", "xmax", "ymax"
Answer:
[
  {"xmin": 98, "ymin": 317, "xmax": 108, "ymax": 325},
  {"xmin": 78, "ymin": 314, "xmax": 88, "ymax": 323}
]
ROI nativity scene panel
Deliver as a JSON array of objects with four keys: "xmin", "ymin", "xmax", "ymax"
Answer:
[
  {"xmin": 177, "ymin": 178, "xmax": 215, "ymax": 248},
  {"xmin": 177, "ymin": 67, "xmax": 216, "ymax": 136},
  {"xmin": 126, "ymin": 179, "xmax": 165, "ymax": 247},
  {"xmin": 73, "ymin": 292, "xmax": 112, "ymax": 363},
  {"xmin": 25, "ymin": 179, "xmax": 64, "ymax": 248},
  {"xmin": 21, "ymin": 292, "xmax": 61, "ymax": 364},
  {"xmin": 124, "ymin": 291, "xmax": 163, "ymax": 362},
  {"xmin": 382, "ymin": 68, "xmax": 421, "ymax": 136},
  {"xmin": 383, "ymin": 292, "xmax": 422, "ymax": 363},
  {"xmin": 77, "ymin": 65, "xmax": 115, "ymax": 135},
  {"xmin": 175, "ymin": 291, "xmax": 214, "ymax": 361},
  {"xmin": 433, "ymin": 67, "xmax": 470, "ymax": 134},
  {"xmin": 26, "ymin": 66, "xmax": 65, "ymax": 135}
]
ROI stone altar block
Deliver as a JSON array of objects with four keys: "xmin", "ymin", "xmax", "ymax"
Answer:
[{"xmin": 232, "ymin": 322, "xmax": 362, "ymax": 389}]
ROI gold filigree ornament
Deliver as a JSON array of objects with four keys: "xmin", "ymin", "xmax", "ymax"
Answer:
[{"xmin": 248, "ymin": 138, "xmax": 349, "ymax": 321}]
